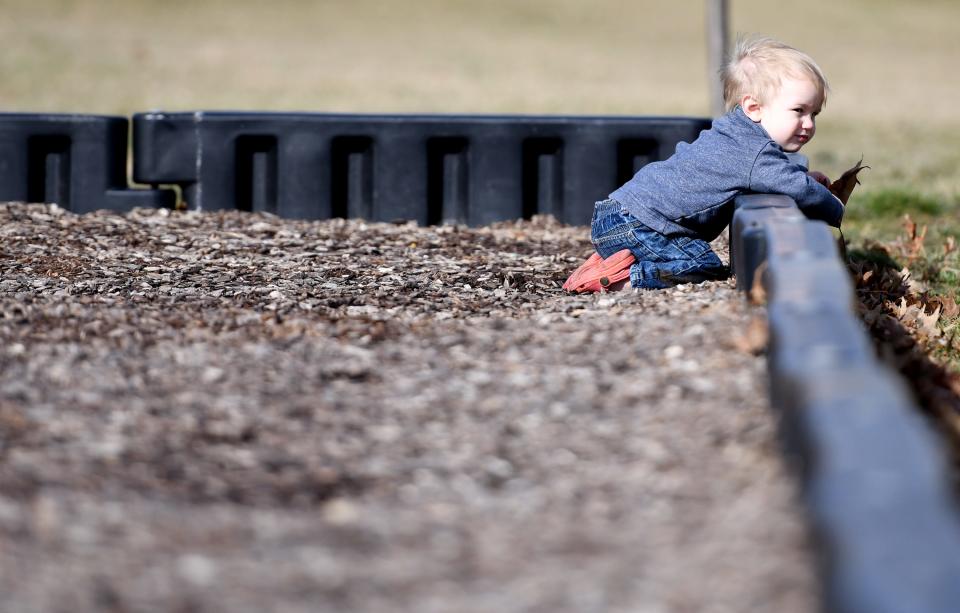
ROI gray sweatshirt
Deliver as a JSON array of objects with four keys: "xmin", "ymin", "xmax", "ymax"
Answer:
[{"xmin": 610, "ymin": 106, "xmax": 844, "ymax": 241}]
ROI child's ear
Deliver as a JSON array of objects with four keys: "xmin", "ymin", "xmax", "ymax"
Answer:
[{"xmin": 741, "ymin": 94, "xmax": 763, "ymax": 122}]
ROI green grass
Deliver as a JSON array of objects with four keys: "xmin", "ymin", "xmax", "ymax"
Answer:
[
  {"xmin": 853, "ymin": 189, "xmax": 944, "ymax": 218},
  {"xmin": 842, "ymin": 187, "xmax": 960, "ymax": 242},
  {"xmin": 843, "ymin": 187, "xmax": 952, "ymax": 238}
]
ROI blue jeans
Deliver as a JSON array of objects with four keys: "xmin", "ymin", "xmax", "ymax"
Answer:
[{"xmin": 590, "ymin": 199, "xmax": 728, "ymax": 289}]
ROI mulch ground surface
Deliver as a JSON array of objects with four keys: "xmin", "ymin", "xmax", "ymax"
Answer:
[{"xmin": 0, "ymin": 203, "xmax": 815, "ymax": 613}]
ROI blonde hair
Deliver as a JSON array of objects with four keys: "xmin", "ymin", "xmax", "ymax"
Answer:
[{"xmin": 721, "ymin": 35, "xmax": 829, "ymax": 112}]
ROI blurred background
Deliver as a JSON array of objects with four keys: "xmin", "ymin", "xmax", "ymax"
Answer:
[{"xmin": 2, "ymin": 0, "xmax": 959, "ymax": 237}]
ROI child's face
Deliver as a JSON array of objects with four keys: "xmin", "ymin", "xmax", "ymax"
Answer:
[{"xmin": 745, "ymin": 77, "xmax": 823, "ymax": 152}]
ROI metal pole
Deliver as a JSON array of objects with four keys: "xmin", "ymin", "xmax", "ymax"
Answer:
[{"xmin": 706, "ymin": 0, "xmax": 729, "ymax": 117}]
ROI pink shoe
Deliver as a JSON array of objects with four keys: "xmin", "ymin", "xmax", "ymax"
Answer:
[
  {"xmin": 562, "ymin": 253, "xmax": 602, "ymax": 292},
  {"xmin": 562, "ymin": 249, "xmax": 635, "ymax": 293}
]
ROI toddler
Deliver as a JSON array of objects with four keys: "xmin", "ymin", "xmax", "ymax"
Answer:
[{"xmin": 564, "ymin": 35, "xmax": 844, "ymax": 292}]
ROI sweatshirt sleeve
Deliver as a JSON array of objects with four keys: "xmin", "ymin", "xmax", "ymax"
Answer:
[{"xmin": 749, "ymin": 142, "xmax": 845, "ymax": 227}]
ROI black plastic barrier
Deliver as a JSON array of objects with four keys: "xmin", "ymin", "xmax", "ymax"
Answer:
[
  {"xmin": 131, "ymin": 112, "xmax": 710, "ymax": 226},
  {"xmin": 730, "ymin": 195, "xmax": 960, "ymax": 613},
  {"xmin": 0, "ymin": 114, "xmax": 174, "ymax": 213}
]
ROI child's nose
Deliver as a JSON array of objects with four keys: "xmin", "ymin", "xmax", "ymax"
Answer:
[{"xmin": 802, "ymin": 116, "xmax": 815, "ymax": 130}]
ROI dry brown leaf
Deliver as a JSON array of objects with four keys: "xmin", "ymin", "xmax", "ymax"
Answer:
[
  {"xmin": 748, "ymin": 262, "xmax": 767, "ymax": 305},
  {"xmin": 943, "ymin": 236, "xmax": 957, "ymax": 256},
  {"xmin": 903, "ymin": 214, "xmax": 918, "ymax": 240},
  {"xmin": 733, "ymin": 317, "xmax": 768, "ymax": 354},
  {"xmin": 893, "ymin": 296, "xmax": 909, "ymax": 320},
  {"xmin": 900, "ymin": 214, "xmax": 928, "ymax": 261},
  {"xmin": 918, "ymin": 304, "xmax": 943, "ymax": 338},
  {"xmin": 829, "ymin": 157, "xmax": 870, "ymax": 205},
  {"xmin": 899, "ymin": 266, "xmax": 928, "ymax": 294},
  {"xmin": 938, "ymin": 295, "xmax": 960, "ymax": 319}
]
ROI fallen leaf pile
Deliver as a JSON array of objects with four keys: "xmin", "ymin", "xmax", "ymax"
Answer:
[{"xmin": 849, "ymin": 218, "xmax": 960, "ymax": 436}]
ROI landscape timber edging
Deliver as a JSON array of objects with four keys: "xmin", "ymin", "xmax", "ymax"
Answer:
[{"xmin": 730, "ymin": 192, "xmax": 960, "ymax": 613}]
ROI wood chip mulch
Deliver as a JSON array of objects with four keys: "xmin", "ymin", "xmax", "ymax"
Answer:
[{"xmin": 0, "ymin": 203, "xmax": 815, "ymax": 613}]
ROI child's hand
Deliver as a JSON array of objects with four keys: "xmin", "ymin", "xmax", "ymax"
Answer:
[{"xmin": 808, "ymin": 170, "xmax": 831, "ymax": 187}]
